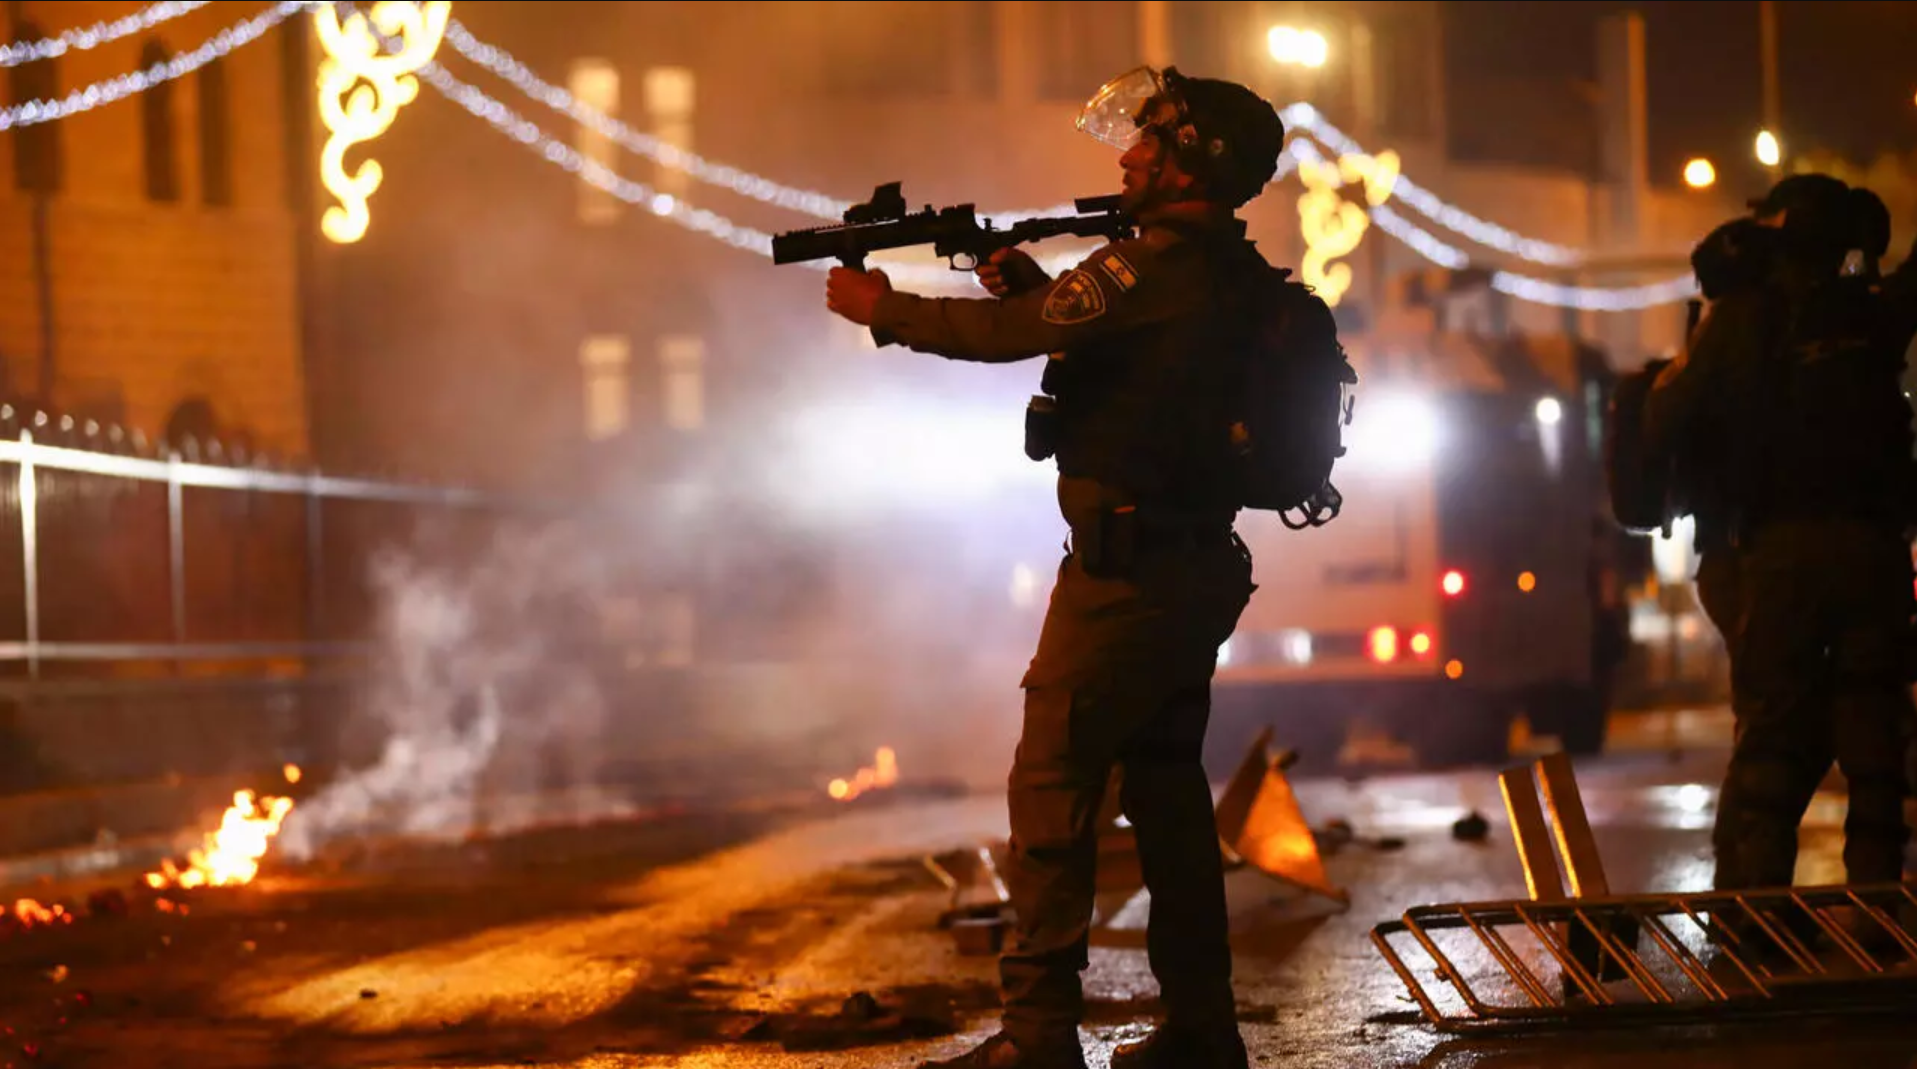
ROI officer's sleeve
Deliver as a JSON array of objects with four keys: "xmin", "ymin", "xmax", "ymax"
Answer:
[
  {"xmin": 1642, "ymin": 293, "xmax": 1763, "ymax": 457},
  {"xmin": 868, "ymin": 239, "xmax": 1186, "ymax": 363}
]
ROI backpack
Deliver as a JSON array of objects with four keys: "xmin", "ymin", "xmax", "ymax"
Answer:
[
  {"xmin": 1603, "ymin": 356, "xmax": 1678, "ymax": 536},
  {"xmin": 1229, "ymin": 267, "xmax": 1358, "ymax": 529}
]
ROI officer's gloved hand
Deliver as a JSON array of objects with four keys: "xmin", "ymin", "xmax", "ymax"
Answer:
[{"xmin": 976, "ymin": 247, "xmax": 1052, "ymax": 298}]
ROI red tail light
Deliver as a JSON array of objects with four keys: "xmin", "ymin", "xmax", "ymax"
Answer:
[{"xmin": 1442, "ymin": 570, "xmax": 1466, "ymax": 597}]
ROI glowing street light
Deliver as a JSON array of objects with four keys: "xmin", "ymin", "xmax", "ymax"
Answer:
[
  {"xmin": 1268, "ymin": 25, "xmax": 1329, "ymax": 69},
  {"xmin": 1683, "ymin": 158, "xmax": 1717, "ymax": 189},
  {"xmin": 1755, "ymin": 129, "xmax": 1782, "ymax": 168}
]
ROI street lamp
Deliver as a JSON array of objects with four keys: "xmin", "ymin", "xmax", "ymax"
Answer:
[
  {"xmin": 1267, "ymin": 25, "xmax": 1329, "ymax": 69},
  {"xmin": 1755, "ymin": 129, "xmax": 1782, "ymax": 168},
  {"xmin": 1683, "ymin": 158, "xmax": 1717, "ymax": 189}
]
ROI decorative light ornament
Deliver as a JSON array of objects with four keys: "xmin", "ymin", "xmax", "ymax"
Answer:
[
  {"xmin": 1297, "ymin": 149, "xmax": 1399, "ymax": 306},
  {"xmin": 314, "ymin": 1, "xmax": 452, "ymax": 244}
]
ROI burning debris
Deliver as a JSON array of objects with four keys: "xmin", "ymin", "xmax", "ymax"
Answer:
[
  {"xmin": 1, "ymin": 900, "xmax": 73, "ymax": 933},
  {"xmin": 827, "ymin": 747, "xmax": 900, "ymax": 803},
  {"xmin": 144, "ymin": 768, "xmax": 301, "ymax": 891}
]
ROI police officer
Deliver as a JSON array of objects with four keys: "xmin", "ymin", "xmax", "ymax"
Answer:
[
  {"xmin": 824, "ymin": 67, "xmax": 1286, "ymax": 1069},
  {"xmin": 1645, "ymin": 174, "xmax": 1917, "ymax": 914}
]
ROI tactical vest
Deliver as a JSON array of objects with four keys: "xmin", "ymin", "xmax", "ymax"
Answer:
[{"xmin": 1041, "ymin": 231, "xmax": 1248, "ymax": 517}]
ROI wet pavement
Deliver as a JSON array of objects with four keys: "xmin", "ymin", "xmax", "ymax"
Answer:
[{"xmin": 0, "ymin": 723, "xmax": 1913, "ymax": 1069}]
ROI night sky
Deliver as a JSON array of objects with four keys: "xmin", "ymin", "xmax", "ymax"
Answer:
[{"xmin": 1445, "ymin": 0, "xmax": 1917, "ymax": 179}]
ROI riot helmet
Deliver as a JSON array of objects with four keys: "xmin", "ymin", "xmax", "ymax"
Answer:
[
  {"xmin": 1747, "ymin": 173, "xmax": 1854, "ymax": 265},
  {"xmin": 1076, "ymin": 66, "xmax": 1286, "ymax": 207}
]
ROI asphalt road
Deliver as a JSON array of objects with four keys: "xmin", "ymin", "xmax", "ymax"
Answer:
[{"xmin": 1, "ymin": 733, "xmax": 1914, "ymax": 1069}]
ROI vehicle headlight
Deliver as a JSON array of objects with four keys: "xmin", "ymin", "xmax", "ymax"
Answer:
[{"xmin": 1346, "ymin": 390, "xmax": 1441, "ymax": 471}]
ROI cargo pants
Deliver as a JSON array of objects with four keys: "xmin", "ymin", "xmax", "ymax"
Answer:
[
  {"xmin": 999, "ymin": 527, "xmax": 1254, "ymax": 1046},
  {"xmin": 1704, "ymin": 517, "xmax": 1915, "ymax": 891}
]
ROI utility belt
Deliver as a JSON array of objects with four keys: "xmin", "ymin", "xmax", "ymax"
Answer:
[{"xmin": 1067, "ymin": 506, "xmax": 1241, "ymax": 578}]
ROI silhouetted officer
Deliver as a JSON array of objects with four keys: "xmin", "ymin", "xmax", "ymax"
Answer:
[
  {"xmin": 824, "ymin": 66, "xmax": 1287, "ymax": 1069},
  {"xmin": 1647, "ymin": 174, "xmax": 1916, "ymax": 901}
]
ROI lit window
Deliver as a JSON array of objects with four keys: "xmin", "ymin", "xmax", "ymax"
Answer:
[
  {"xmin": 580, "ymin": 334, "xmax": 631, "ymax": 440},
  {"xmin": 568, "ymin": 58, "xmax": 620, "ymax": 225},
  {"xmin": 643, "ymin": 67, "xmax": 695, "ymax": 199},
  {"xmin": 659, "ymin": 334, "xmax": 705, "ymax": 431}
]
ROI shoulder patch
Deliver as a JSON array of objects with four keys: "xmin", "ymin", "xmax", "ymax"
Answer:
[
  {"xmin": 1096, "ymin": 251, "xmax": 1140, "ymax": 292},
  {"xmin": 1042, "ymin": 269, "xmax": 1108, "ymax": 325}
]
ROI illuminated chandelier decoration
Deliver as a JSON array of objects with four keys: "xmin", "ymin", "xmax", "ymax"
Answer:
[
  {"xmin": 314, "ymin": 1, "xmax": 452, "ymax": 244},
  {"xmin": 1297, "ymin": 149, "xmax": 1400, "ymax": 306}
]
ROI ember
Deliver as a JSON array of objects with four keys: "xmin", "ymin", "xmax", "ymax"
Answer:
[
  {"xmin": 827, "ymin": 746, "xmax": 900, "ymax": 802},
  {"xmin": 144, "ymin": 789, "xmax": 295, "ymax": 891}
]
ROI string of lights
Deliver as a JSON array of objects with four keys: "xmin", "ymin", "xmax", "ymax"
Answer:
[
  {"xmin": 0, "ymin": 0, "xmax": 212, "ymax": 68},
  {"xmin": 1279, "ymin": 103, "xmax": 1590, "ymax": 268},
  {"xmin": 443, "ymin": 21, "xmax": 1603, "ymax": 272},
  {"xmin": 431, "ymin": 58, "xmax": 1694, "ymax": 311},
  {"xmin": 1289, "ymin": 137, "xmax": 1698, "ymax": 310},
  {"xmin": 418, "ymin": 62, "xmax": 1019, "ymax": 290},
  {"xmin": 440, "ymin": 19, "xmax": 1081, "ymax": 223},
  {"xmin": 0, "ymin": 1, "xmax": 308, "ymax": 132},
  {"xmin": 0, "ymin": 4, "xmax": 1692, "ymax": 310}
]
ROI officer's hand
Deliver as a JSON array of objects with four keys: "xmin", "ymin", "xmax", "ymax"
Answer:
[
  {"xmin": 825, "ymin": 266, "xmax": 892, "ymax": 326},
  {"xmin": 975, "ymin": 247, "xmax": 1050, "ymax": 298}
]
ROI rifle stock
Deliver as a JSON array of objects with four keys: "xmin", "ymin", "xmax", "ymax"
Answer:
[{"xmin": 772, "ymin": 182, "xmax": 1135, "ymax": 273}]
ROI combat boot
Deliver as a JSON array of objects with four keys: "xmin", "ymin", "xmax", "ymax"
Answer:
[
  {"xmin": 1109, "ymin": 1024, "xmax": 1250, "ymax": 1069},
  {"xmin": 918, "ymin": 1031, "xmax": 1088, "ymax": 1069}
]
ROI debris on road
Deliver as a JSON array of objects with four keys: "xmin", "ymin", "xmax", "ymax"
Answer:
[
  {"xmin": 758, "ymin": 989, "xmax": 966, "ymax": 1052},
  {"xmin": 925, "ymin": 845, "xmax": 1012, "ymax": 954},
  {"xmin": 922, "ymin": 729, "xmax": 1354, "ymax": 956},
  {"xmin": 1450, "ymin": 810, "xmax": 1490, "ymax": 842},
  {"xmin": 1214, "ymin": 731, "xmax": 1350, "ymax": 905}
]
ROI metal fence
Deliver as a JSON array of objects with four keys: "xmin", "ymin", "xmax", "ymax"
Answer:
[{"xmin": 0, "ymin": 410, "xmax": 522, "ymax": 681}]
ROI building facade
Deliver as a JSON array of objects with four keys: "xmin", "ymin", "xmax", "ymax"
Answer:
[{"xmin": 0, "ymin": 0, "xmax": 311, "ymax": 456}]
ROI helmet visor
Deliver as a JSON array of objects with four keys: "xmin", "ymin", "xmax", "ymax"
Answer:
[{"xmin": 1075, "ymin": 66, "xmax": 1174, "ymax": 150}]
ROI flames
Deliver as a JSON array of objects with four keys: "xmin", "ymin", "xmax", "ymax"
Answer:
[
  {"xmin": 144, "ymin": 767, "xmax": 300, "ymax": 891},
  {"xmin": 4, "ymin": 899, "xmax": 72, "ymax": 929},
  {"xmin": 827, "ymin": 746, "xmax": 899, "ymax": 802}
]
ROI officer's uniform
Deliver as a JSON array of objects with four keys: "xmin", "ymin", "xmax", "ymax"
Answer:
[
  {"xmin": 870, "ymin": 214, "xmax": 1257, "ymax": 1046},
  {"xmin": 1646, "ymin": 268, "xmax": 1916, "ymax": 892}
]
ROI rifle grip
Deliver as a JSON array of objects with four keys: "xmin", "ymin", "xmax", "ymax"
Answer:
[{"xmin": 837, "ymin": 252, "xmax": 868, "ymax": 271}]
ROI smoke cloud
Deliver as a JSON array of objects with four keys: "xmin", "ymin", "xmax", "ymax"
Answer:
[
  {"xmin": 278, "ymin": 520, "xmax": 623, "ymax": 861},
  {"xmin": 278, "ymin": 375, "xmax": 1055, "ymax": 861}
]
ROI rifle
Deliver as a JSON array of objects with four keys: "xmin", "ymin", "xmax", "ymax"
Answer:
[{"xmin": 771, "ymin": 182, "xmax": 1136, "ymax": 271}]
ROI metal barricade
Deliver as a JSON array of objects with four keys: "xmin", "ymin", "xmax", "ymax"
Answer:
[
  {"xmin": 1371, "ymin": 751, "xmax": 1917, "ymax": 1032},
  {"xmin": 1372, "ymin": 881, "xmax": 1917, "ymax": 1032}
]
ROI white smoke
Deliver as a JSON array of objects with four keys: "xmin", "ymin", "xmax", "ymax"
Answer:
[
  {"xmin": 278, "ymin": 519, "xmax": 625, "ymax": 862},
  {"xmin": 274, "ymin": 374, "xmax": 1057, "ymax": 863}
]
